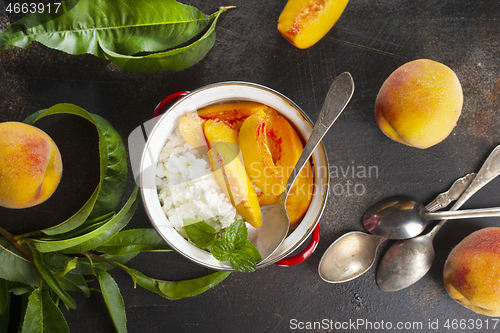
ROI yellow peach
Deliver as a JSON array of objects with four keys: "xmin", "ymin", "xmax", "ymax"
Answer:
[
  {"xmin": 375, "ymin": 59, "xmax": 463, "ymax": 149},
  {"xmin": 443, "ymin": 227, "xmax": 500, "ymax": 316},
  {"xmin": 0, "ymin": 122, "xmax": 62, "ymax": 209}
]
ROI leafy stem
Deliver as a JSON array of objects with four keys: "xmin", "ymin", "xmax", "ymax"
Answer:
[{"xmin": 0, "ymin": 226, "xmax": 33, "ymax": 262}]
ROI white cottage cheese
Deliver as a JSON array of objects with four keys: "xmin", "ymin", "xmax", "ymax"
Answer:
[{"xmin": 156, "ymin": 127, "xmax": 239, "ymax": 237}]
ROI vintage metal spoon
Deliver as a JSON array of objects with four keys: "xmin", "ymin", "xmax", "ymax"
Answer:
[
  {"xmin": 363, "ymin": 196, "xmax": 500, "ymax": 240},
  {"xmin": 377, "ymin": 144, "xmax": 500, "ymax": 292},
  {"xmin": 318, "ymin": 173, "xmax": 474, "ymax": 283},
  {"xmin": 248, "ymin": 72, "xmax": 355, "ymax": 262}
]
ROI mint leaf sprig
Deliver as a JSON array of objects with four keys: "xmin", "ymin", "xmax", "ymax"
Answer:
[{"xmin": 184, "ymin": 219, "xmax": 262, "ymax": 272}]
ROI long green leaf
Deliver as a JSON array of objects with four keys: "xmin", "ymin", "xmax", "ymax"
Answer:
[
  {"xmin": 24, "ymin": 104, "xmax": 107, "ymax": 235},
  {"xmin": 123, "ymin": 267, "xmax": 230, "ymax": 300},
  {"xmin": 31, "ymin": 247, "xmax": 77, "ymax": 310},
  {"xmin": 88, "ymin": 115, "xmax": 127, "ymax": 219},
  {"xmin": 58, "ymin": 274, "xmax": 90, "ymax": 298},
  {"xmin": 33, "ymin": 186, "xmax": 138, "ymax": 253},
  {"xmin": 0, "ymin": 279, "xmax": 7, "ymax": 316},
  {"xmin": 42, "ymin": 252, "xmax": 138, "ymax": 276},
  {"xmin": 0, "ymin": 238, "xmax": 39, "ymax": 287},
  {"xmin": 21, "ymin": 288, "xmax": 70, "ymax": 333},
  {"xmin": 94, "ymin": 268, "xmax": 127, "ymax": 333},
  {"xmin": 0, "ymin": 0, "xmax": 232, "ymax": 73},
  {"xmin": 99, "ymin": 6, "xmax": 228, "ymax": 73},
  {"xmin": 95, "ymin": 229, "xmax": 172, "ymax": 256},
  {"xmin": 0, "ymin": 288, "xmax": 9, "ymax": 333}
]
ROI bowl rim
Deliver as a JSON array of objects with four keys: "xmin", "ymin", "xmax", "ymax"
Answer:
[{"xmin": 140, "ymin": 81, "xmax": 330, "ymax": 270}]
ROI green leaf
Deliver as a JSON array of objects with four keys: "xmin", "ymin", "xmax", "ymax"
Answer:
[
  {"xmin": 42, "ymin": 252, "xmax": 138, "ymax": 276},
  {"xmin": 57, "ymin": 274, "xmax": 90, "ymax": 298},
  {"xmin": 54, "ymin": 257, "xmax": 78, "ymax": 278},
  {"xmin": 241, "ymin": 240, "xmax": 262, "ymax": 263},
  {"xmin": 222, "ymin": 220, "xmax": 247, "ymax": 249},
  {"xmin": 210, "ymin": 240, "xmax": 233, "ymax": 262},
  {"xmin": 122, "ymin": 267, "xmax": 230, "ymax": 300},
  {"xmin": 99, "ymin": 6, "xmax": 228, "ymax": 73},
  {"xmin": 0, "ymin": 279, "xmax": 7, "ymax": 316},
  {"xmin": 7, "ymin": 281, "xmax": 34, "ymax": 296},
  {"xmin": 0, "ymin": 0, "xmax": 233, "ymax": 73},
  {"xmin": 0, "ymin": 290, "xmax": 9, "ymax": 333},
  {"xmin": 0, "ymin": 238, "xmax": 39, "ymax": 287},
  {"xmin": 24, "ymin": 105, "xmax": 108, "ymax": 235},
  {"xmin": 184, "ymin": 220, "xmax": 218, "ymax": 248},
  {"xmin": 88, "ymin": 115, "xmax": 127, "ymax": 220},
  {"xmin": 40, "ymin": 213, "xmax": 114, "ymax": 241},
  {"xmin": 33, "ymin": 186, "xmax": 139, "ymax": 253},
  {"xmin": 230, "ymin": 250, "xmax": 256, "ymax": 273},
  {"xmin": 94, "ymin": 268, "xmax": 127, "ymax": 333},
  {"xmin": 96, "ymin": 229, "xmax": 172, "ymax": 256},
  {"xmin": 31, "ymin": 247, "xmax": 77, "ymax": 310},
  {"xmin": 21, "ymin": 288, "xmax": 70, "ymax": 333}
]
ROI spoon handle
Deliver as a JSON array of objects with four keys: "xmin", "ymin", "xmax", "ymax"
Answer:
[
  {"xmin": 279, "ymin": 72, "xmax": 355, "ymax": 205},
  {"xmin": 425, "ymin": 206, "xmax": 500, "ymax": 220},
  {"xmin": 424, "ymin": 173, "xmax": 475, "ymax": 211},
  {"xmin": 429, "ymin": 144, "xmax": 500, "ymax": 237}
]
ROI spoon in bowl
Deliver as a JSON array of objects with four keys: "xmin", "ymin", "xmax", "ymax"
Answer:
[
  {"xmin": 363, "ymin": 195, "xmax": 500, "ymax": 240},
  {"xmin": 377, "ymin": 144, "xmax": 500, "ymax": 292},
  {"xmin": 248, "ymin": 72, "xmax": 355, "ymax": 262},
  {"xmin": 317, "ymin": 173, "xmax": 474, "ymax": 283}
]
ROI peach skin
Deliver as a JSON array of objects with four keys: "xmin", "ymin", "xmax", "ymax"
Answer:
[
  {"xmin": 375, "ymin": 59, "xmax": 463, "ymax": 149},
  {"xmin": 444, "ymin": 227, "xmax": 500, "ymax": 316},
  {"xmin": 0, "ymin": 122, "xmax": 62, "ymax": 209}
]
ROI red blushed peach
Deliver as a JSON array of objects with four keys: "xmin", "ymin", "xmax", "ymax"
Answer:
[
  {"xmin": 443, "ymin": 227, "xmax": 500, "ymax": 316},
  {"xmin": 0, "ymin": 122, "xmax": 62, "ymax": 209},
  {"xmin": 375, "ymin": 59, "xmax": 463, "ymax": 148}
]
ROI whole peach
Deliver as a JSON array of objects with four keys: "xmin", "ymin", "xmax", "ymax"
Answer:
[
  {"xmin": 0, "ymin": 122, "xmax": 63, "ymax": 209},
  {"xmin": 375, "ymin": 59, "xmax": 463, "ymax": 148},
  {"xmin": 443, "ymin": 227, "xmax": 500, "ymax": 316}
]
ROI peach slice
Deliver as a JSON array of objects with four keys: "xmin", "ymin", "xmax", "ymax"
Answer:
[
  {"xmin": 197, "ymin": 102, "xmax": 269, "ymax": 131},
  {"xmin": 203, "ymin": 119, "xmax": 239, "ymax": 148},
  {"xmin": 208, "ymin": 142, "xmax": 262, "ymax": 228},
  {"xmin": 178, "ymin": 112, "xmax": 207, "ymax": 149},
  {"xmin": 239, "ymin": 109, "xmax": 285, "ymax": 195},
  {"xmin": 240, "ymin": 109, "xmax": 314, "ymax": 224},
  {"xmin": 278, "ymin": 0, "xmax": 349, "ymax": 49}
]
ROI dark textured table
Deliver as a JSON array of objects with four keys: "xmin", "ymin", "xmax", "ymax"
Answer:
[{"xmin": 1, "ymin": 0, "xmax": 500, "ymax": 332}]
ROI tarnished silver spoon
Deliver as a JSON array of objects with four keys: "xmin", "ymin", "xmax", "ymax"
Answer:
[
  {"xmin": 318, "ymin": 173, "xmax": 474, "ymax": 283},
  {"xmin": 377, "ymin": 144, "xmax": 500, "ymax": 292}
]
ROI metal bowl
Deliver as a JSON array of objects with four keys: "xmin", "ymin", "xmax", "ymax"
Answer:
[{"xmin": 140, "ymin": 82, "xmax": 330, "ymax": 270}]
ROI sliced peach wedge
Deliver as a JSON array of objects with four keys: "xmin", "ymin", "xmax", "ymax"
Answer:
[
  {"xmin": 239, "ymin": 108, "xmax": 314, "ymax": 224},
  {"xmin": 197, "ymin": 102, "xmax": 269, "ymax": 131},
  {"xmin": 208, "ymin": 142, "xmax": 262, "ymax": 228},
  {"xmin": 178, "ymin": 112, "xmax": 208, "ymax": 149}
]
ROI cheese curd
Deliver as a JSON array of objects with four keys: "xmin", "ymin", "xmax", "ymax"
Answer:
[{"xmin": 156, "ymin": 127, "xmax": 239, "ymax": 237}]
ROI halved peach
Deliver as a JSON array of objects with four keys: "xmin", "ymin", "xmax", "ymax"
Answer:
[
  {"xmin": 197, "ymin": 102, "xmax": 269, "ymax": 131},
  {"xmin": 208, "ymin": 142, "xmax": 262, "ymax": 228}
]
